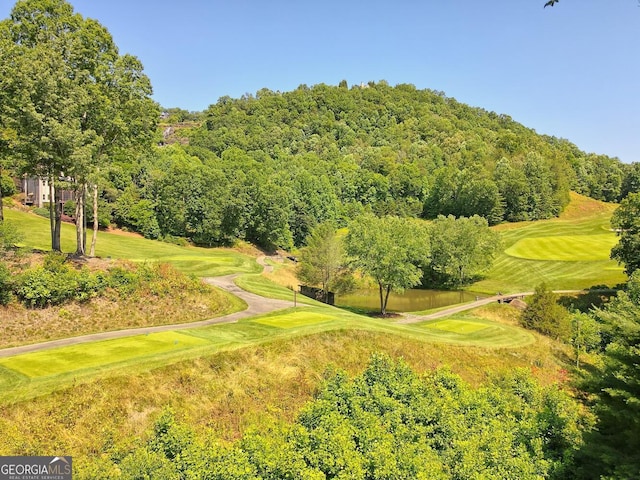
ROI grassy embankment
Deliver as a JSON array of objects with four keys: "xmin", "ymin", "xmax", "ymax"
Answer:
[
  {"xmin": 3, "ymin": 207, "xmax": 261, "ymax": 277},
  {"xmin": 0, "ymin": 312, "xmax": 565, "ymax": 470},
  {"xmin": 1, "ymin": 208, "xmax": 263, "ymax": 347}
]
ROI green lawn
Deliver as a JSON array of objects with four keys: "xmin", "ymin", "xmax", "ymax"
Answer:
[
  {"xmin": 472, "ymin": 194, "xmax": 626, "ymax": 293},
  {"xmin": 234, "ymin": 273, "xmax": 325, "ymax": 306},
  {"xmin": 4, "ymin": 208, "xmax": 261, "ymax": 277},
  {"xmin": 0, "ymin": 331, "xmax": 210, "ymax": 378},
  {"xmin": 505, "ymin": 234, "xmax": 618, "ymax": 261}
]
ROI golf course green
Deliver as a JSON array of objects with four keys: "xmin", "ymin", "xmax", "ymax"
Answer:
[{"xmin": 0, "ymin": 192, "xmax": 625, "ymax": 402}]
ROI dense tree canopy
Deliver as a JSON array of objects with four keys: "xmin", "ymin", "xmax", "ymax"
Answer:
[
  {"xmin": 574, "ymin": 272, "xmax": 640, "ymax": 478},
  {"xmin": 106, "ymin": 81, "xmax": 627, "ymax": 248},
  {"xmin": 345, "ymin": 214, "xmax": 430, "ymax": 314},
  {"xmin": 0, "ymin": 0, "xmax": 158, "ymax": 253},
  {"xmin": 610, "ymin": 192, "xmax": 640, "ymax": 276},
  {"xmin": 426, "ymin": 214, "xmax": 501, "ymax": 286}
]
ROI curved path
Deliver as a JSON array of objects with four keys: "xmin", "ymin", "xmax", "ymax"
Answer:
[
  {"xmin": 398, "ymin": 289, "xmax": 611, "ymax": 324},
  {"xmin": 0, "ymin": 269, "xmax": 295, "ymax": 359}
]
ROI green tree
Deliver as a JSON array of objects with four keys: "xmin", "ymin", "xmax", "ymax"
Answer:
[
  {"xmin": 576, "ymin": 272, "xmax": 640, "ymax": 478},
  {"xmin": 345, "ymin": 214, "xmax": 430, "ymax": 315},
  {"xmin": 426, "ymin": 214, "xmax": 501, "ymax": 286},
  {"xmin": 522, "ymin": 283, "xmax": 571, "ymax": 340},
  {"xmin": 1, "ymin": 0, "xmax": 157, "ymax": 255},
  {"xmin": 570, "ymin": 312, "xmax": 600, "ymax": 368},
  {"xmin": 106, "ymin": 355, "xmax": 588, "ymax": 480},
  {"xmin": 0, "ymin": 219, "xmax": 22, "ymax": 254},
  {"xmin": 620, "ymin": 162, "xmax": 640, "ymax": 199},
  {"xmin": 0, "ymin": 261, "xmax": 12, "ymax": 305},
  {"xmin": 610, "ymin": 192, "xmax": 640, "ymax": 276},
  {"xmin": 297, "ymin": 222, "xmax": 348, "ymax": 302},
  {"xmin": 0, "ymin": 21, "xmax": 20, "ymax": 222}
]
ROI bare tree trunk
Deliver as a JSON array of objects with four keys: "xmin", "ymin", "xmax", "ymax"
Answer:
[
  {"xmin": 379, "ymin": 283, "xmax": 385, "ymax": 315},
  {"xmin": 89, "ymin": 184, "xmax": 98, "ymax": 257},
  {"xmin": 53, "ymin": 185, "xmax": 62, "ymax": 252},
  {"xmin": 83, "ymin": 183, "xmax": 87, "ymax": 252},
  {"xmin": 48, "ymin": 178, "xmax": 54, "ymax": 246},
  {"xmin": 75, "ymin": 183, "xmax": 85, "ymax": 255},
  {"xmin": 383, "ymin": 285, "xmax": 392, "ymax": 316}
]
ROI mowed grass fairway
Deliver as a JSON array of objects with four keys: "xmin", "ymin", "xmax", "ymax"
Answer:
[
  {"xmin": 505, "ymin": 234, "xmax": 617, "ymax": 261},
  {"xmin": 473, "ymin": 192, "xmax": 626, "ymax": 293},
  {"xmin": 3, "ymin": 208, "xmax": 261, "ymax": 277},
  {"xmin": 0, "ymin": 305, "xmax": 534, "ymax": 403},
  {"xmin": 0, "ymin": 332, "xmax": 210, "ymax": 378},
  {"xmin": 0, "ymin": 193, "xmax": 620, "ymax": 404}
]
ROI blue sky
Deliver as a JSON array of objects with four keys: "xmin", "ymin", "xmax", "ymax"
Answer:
[{"xmin": 1, "ymin": 1, "xmax": 638, "ymax": 163}]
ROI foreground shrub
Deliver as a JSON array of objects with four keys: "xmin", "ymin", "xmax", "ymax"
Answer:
[
  {"xmin": 94, "ymin": 355, "xmax": 591, "ymax": 480},
  {"xmin": 15, "ymin": 253, "xmax": 106, "ymax": 307}
]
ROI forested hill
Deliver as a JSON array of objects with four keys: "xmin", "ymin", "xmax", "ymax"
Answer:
[{"xmin": 112, "ymin": 81, "xmax": 633, "ymax": 249}]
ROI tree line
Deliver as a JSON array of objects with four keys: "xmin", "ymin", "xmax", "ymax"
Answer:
[
  {"xmin": 2, "ymin": 0, "xmax": 640, "ymax": 256},
  {"xmin": 60, "ymin": 81, "xmax": 639, "ymax": 252}
]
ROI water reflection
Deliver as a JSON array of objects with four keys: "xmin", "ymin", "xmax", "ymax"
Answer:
[{"xmin": 335, "ymin": 289, "xmax": 477, "ymax": 313}]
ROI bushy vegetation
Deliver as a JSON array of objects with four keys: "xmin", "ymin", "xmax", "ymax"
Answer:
[
  {"xmin": 574, "ymin": 271, "xmax": 640, "ymax": 478},
  {"xmin": 522, "ymin": 284, "xmax": 572, "ymax": 340},
  {"xmin": 84, "ymin": 355, "xmax": 589, "ymax": 480},
  {"xmin": 0, "ymin": 261, "xmax": 11, "ymax": 305},
  {"xmin": 4, "ymin": 252, "xmax": 208, "ymax": 309}
]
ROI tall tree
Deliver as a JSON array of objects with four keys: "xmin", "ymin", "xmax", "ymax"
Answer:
[
  {"xmin": 521, "ymin": 283, "xmax": 571, "ymax": 340},
  {"xmin": 426, "ymin": 215, "xmax": 501, "ymax": 286},
  {"xmin": 296, "ymin": 222, "xmax": 346, "ymax": 302},
  {"xmin": 577, "ymin": 271, "xmax": 640, "ymax": 478},
  {"xmin": 2, "ymin": 0, "xmax": 157, "ymax": 254},
  {"xmin": 346, "ymin": 214, "xmax": 430, "ymax": 315},
  {"xmin": 610, "ymin": 192, "xmax": 640, "ymax": 276},
  {"xmin": 0, "ymin": 21, "xmax": 20, "ymax": 221}
]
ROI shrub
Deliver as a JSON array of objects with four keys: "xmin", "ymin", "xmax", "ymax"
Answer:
[
  {"xmin": 105, "ymin": 265, "xmax": 142, "ymax": 295},
  {"xmin": 32, "ymin": 207, "xmax": 50, "ymax": 218},
  {"xmin": 0, "ymin": 175, "xmax": 16, "ymax": 197},
  {"xmin": 522, "ymin": 283, "xmax": 572, "ymax": 340},
  {"xmin": 63, "ymin": 200, "xmax": 76, "ymax": 217},
  {"xmin": 15, "ymin": 253, "xmax": 107, "ymax": 307},
  {"xmin": 0, "ymin": 220, "xmax": 23, "ymax": 253},
  {"xmin": 15, "ymin": 266, "xmax": 76, "ymax": 307},
  {"xmin": 0, "ymin": 262, "xmax": 12, "ymax": 305}
]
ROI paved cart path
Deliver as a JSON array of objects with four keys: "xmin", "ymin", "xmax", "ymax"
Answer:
[{"xmin": 0, "ymin": 256, "xmax": 294, "ymax": 358}]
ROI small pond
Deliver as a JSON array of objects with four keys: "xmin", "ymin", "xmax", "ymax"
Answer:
[{"xmin": 335, "ymin": 288, "xmax": 478, "ymax": 313}]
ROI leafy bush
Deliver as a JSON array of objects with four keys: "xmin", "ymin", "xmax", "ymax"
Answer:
[
  {"xmin": 105, "ymin": 265, "xmax": 141, "ymax": 295},
  {"xmin": 522, "ymin": 283, "xmax": 572, "ymax": 340},
  {"xmin": 32, "ymin": 207, "xmax": 50, "ymax": 218},
  {"xmin": 0, "ymin": 220, "xmax": 23, "ymax": 252},
  {"xmin": 0, "ymin": 175, "xmax": 16, "ymax": 197},
  {"xmin": 15, "ymin": 266, "xmax": 77, "ymax": 308},
  {"xmin": 0, "ymin": 262, "xmax": 12, "ymax": 305},
  {"xmin": 10, "ymin": 255, "xmax": 206, "ymax": 308},
  {"xmin": 15, "ymin": 253, "xmax": 107, "ymax": 307},
  {"xmin": 63, "ymin": 200, "xmax": 76, "ymax": 217},
  {"xmin": 104, "ymin": 355, "xmax": 589, "ymax": 480}
]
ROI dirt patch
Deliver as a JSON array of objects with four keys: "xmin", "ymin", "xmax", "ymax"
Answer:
[
  {"xmin": 367, "ymin": 312, "xmax": 402, "ymax": 319},
  {"xmin": 104, "ymin": 227, "xmax": 144, "ymax": 238}
]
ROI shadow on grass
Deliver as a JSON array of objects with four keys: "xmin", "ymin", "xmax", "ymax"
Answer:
[{"xmin": 558, "ymin": 289, "xmax": 616, "ymax": 313}]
